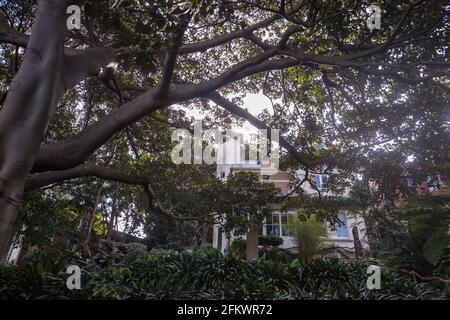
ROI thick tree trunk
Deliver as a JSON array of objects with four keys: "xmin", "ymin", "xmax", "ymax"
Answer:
[
  {"xmin": 246, "ymin": 227, "xmax": 259, "ymax": 260},
  {"xmin": 0, "ymin": 1, "xmax": 69, "ymax": 260},
  {"xmin": 200, "ymin": 220, "xmax": 209, "ymax": 247},
  {"xmin": 0, "ymin": 198, "xmax": 20, "ymax": 260},
  {"xmin": 352, "ymin": 226, "xmax": 363, "ymax": 261},
  {"xmin": 0, "ymin": 1, "xmax": 122, "ymax": 260}
]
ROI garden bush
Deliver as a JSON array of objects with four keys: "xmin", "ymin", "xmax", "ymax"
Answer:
[
  {"xmin": 0, "ymin": 246, "xmax": 447, "ymax": 300},
  {"xmin": 259, "ymin": 235, "xmax": 284, "ymax": 247},
  {"xmin": 228, "ymin": 239, "xmax": 246, "ymax": 257}
]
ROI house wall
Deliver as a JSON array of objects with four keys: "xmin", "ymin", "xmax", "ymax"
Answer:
[
  {"xmin": 213, "ymin": 211, "xmax": 369, "ymax": 254},
  {"xmin": 213, "ymin": 162, "xmax": 369, "ymax": 257}
]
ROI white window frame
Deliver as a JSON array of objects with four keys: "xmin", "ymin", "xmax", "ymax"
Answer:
[
  {"xmin": 261, "ymin": 212, "xmax": 295, "ymax": 237},
  {"xmin": 335, "ymin": 213, "xmax": 349, "ymax": 238}
]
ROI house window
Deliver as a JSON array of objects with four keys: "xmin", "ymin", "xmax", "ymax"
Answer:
[
  {"xmin": 313, "ymin": 174, "xmax": 328, "ymax": 189},
  {"xmin": 336, "ymin": 213, "xmax": 349, "ymax": 237},
  {"xmin": 217, "ymin": 228, "xmax": 223, "ymax": 251},
  {"xmin": 280, "ymin": 213, "xmax": 296, "ymax": 237},
  {"xmin": 406, "ymin": 177, "xmax": 415, "ymax": 187},
  {"xmin": 265, "ymin": 213, "xmax": 281, "ymax": 236},
  {"xmin": 263, "ymin": 213, "xmax": 294, "ymax": 237},
  {"xmin": 219, "ymin": 171, "xmax": 226, "ymax": 179}
]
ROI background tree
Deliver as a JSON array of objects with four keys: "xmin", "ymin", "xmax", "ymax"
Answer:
[{"xmin": 222, "ymin": 172, "xmax": 279, "ymax": 260}]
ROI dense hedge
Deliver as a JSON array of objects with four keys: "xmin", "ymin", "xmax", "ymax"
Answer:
[
  {"xmin": 259, "ymin": 235, "xmax": 284, "ymax": 247},
  {"xmin": 0, "ymin": 246, "xmax": 446, "ymax": 300}
]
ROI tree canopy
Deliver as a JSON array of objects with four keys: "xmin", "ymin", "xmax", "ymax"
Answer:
[{"xmin": 0, "ymin": 0, "xmax": 448, "ymax": 258}]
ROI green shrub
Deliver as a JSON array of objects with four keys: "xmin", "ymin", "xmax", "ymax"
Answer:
[
  {"xmin": 290, "ymin": 215, "xmax": 326, "ymax": 263},
  {"xmin": 0, "ymin": 247, "xmax": 446, "ymax": 300},
  {"xmin": 229, "ymin": 239, "xmax": 246, "ymax": 257},
  {"xmin": 259, "ymin": 235, "xmax": 283, "ymax": 247},
  {"xmin": 367, "ymin": 195, "xmax": 450, "ymax": 278},
  {"xmin": 260, "ymin": 247, "xmax": 295, "ymax": 263}
]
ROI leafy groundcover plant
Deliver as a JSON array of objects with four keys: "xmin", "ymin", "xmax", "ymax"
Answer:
[{"xmin": 0, "ymin": 245, "xmax": 446, "ymax": 300}]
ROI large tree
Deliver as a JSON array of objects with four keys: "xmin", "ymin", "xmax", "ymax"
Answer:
[{"xmin": 0, "ymin": 0, "xmax": 448, "ymax": 259}]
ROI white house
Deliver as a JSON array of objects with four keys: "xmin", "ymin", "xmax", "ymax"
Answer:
[{"xmin": 213, "ymin": 160, "xmax": 369, "ymax": 259}]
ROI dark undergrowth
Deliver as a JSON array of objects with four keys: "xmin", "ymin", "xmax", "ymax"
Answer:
[{"xmin": 0, "ymin": 245, "xmax": 447, "ymax": 300}]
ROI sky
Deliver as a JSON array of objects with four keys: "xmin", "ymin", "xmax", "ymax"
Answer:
[{"xmin": 179, "ymin": 93, "xmax": 275, "ymax": 140}]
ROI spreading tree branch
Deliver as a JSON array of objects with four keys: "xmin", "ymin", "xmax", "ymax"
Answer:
[
  {"xmin": 205, "ymin": 91, "xmax": 332, "ymax": 168},
  {"xmin": 24, "ymin": 164, "xmax": 150, "ymax": 191}
]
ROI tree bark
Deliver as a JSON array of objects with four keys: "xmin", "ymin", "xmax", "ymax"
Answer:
[
  {"xmin": 24, "ymin": 164, "xmax": 150, "ymax": 191},
  {"xmin": 246, "ymin": 227, "xmax": 259, "ymax": 261},
  {"xmin": 106, "ymin": 188, "xmax": 120, "ymax": 240},
  {"xmin": 0, "ymin": 1, "xmax": 124, "ymax": 258},
  {"xmin": 82, "ymin": 184, "xmax": 103, "ymax": 257},
  {"xmin": 0, "ymin": 1, "xmax": 70, "ymax": 260},
  {"xmin": 200, "ymin": 220, "xmax": 209, "ymax": 247}
]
